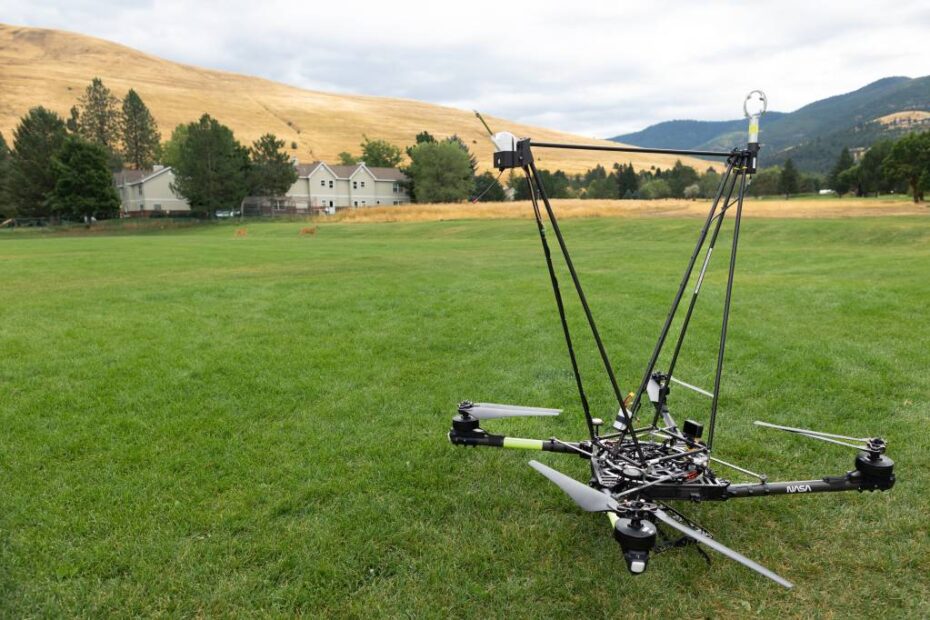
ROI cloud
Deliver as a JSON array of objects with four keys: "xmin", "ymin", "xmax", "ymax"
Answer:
[{"xmin": 3, "ymin": 0, "xmax": 929, "ymax": 137}]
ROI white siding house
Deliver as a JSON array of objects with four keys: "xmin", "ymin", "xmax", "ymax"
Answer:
[
  {"xmin": 288, "ymin": 161, "xmax": 409, "ymax": 211},
  {"xmin": 115, "ymin": 161, "xmax": 409, "ymax": 217},
  {"xmin": 113, "ymin": 166, "xmax": 190, "ymax": 216}
]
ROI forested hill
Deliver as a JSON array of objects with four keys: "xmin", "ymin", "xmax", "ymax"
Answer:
[{"xmin": 611, "ymin": 76, "xmax": 930, "ymax": 172}]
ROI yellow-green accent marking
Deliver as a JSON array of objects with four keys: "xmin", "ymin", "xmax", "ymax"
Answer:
[{"xmin": 503, "ymin": 437, "xmax": 545, "ymax": 450}]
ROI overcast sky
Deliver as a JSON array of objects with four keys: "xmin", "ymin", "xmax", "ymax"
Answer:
[{"xmin": 4, "ymin": 1, "xmax": 929, "ymax": 137}]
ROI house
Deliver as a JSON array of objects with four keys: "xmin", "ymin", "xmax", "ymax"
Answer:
[
  {"xmin": 114, "ymin": 160, "xmax": 410, "ymax": 217},
  {"xmin": 113, "ymin": 166, "xmax": 191, "ymax": 217},
  {"xmin": 286, "ymin": 161, "xmax": 409, "ymax": 212}
]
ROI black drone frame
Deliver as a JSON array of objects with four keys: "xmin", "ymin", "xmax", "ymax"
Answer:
[{"xmin": 448, "ymin": 96, "xmax": 896, "ymax": 588}]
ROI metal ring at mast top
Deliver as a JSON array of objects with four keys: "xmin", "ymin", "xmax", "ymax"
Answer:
[{"xmin": 743, "ymin": 90, "xmax": 768, "ymax": 118}]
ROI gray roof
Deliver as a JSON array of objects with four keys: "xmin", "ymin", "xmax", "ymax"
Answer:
[
  {"xmin": 367, "ymin": 166, "xmax": 407, "ymax": 181},
  {"xmin": 113, "ymin": 169, "xmax": 150, "ymax": 185},
  {"xmin": 113, "ymin": 167, "xmax": 172, "ymax": 186},
  {"xmin": 295, "ymin": 162, "xmax": 323, "ymax": 177},
  {"xmin": 295, "ymin": 161, "xmax": 406, "ymax": 181}
]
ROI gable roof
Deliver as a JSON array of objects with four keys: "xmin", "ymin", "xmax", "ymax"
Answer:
[
  {"xmin": 113, "ymin": 166, "xmax": 173, "ymax": 186},
  {"xmin": 367, "ymin": 166, "xmax": 406, "ymax": 181},
  {"xmin": 294, "ymin": 161, "xmax": 406, "ymax": 181},
  {"xmin": 296, "ymin": 162, "xmax": 323, "ymax": 177}
]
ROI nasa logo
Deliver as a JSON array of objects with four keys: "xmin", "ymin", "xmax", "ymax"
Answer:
[{"xmin": 786, "ymin": 484, "xmax": 813, "ymax": 493}]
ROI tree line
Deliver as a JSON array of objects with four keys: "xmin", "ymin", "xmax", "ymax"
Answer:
[
  {"xmin": 743, "ymin": 130, "xmax": 930, "ymax": 202},
  {"xmin": 6, "ymin": 77, "xmax": 927, "ymax": 220},
  {"xmin": 0, "ymin": 77, "xmax": 165, "ymax": 221}
]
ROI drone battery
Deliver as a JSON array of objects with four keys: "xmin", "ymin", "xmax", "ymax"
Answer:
[{"xmin": 683, "ymin": 419, "xmax": 704, "ymax": 439}]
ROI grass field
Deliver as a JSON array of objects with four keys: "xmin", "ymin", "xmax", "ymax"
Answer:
[{"xmin": 1, "ymin": 215, "xmax": 929, "ymax": 617}]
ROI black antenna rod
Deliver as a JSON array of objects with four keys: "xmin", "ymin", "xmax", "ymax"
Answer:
[
  {"xmin": 531, "ymin": 141, "xmax": 734, "ymax": 159},
  {"xmin": 474, "ymin": 111, "xmax": 495, "ymax": 137}
]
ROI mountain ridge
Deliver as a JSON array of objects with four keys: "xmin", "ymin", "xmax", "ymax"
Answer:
[{"xmin": 612, "ymin": 77, "xmax": 930, "ymax": 171}]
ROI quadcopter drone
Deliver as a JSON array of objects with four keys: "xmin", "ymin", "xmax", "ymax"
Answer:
[{"xmin": 449, "ymin": 93, "xmax": 895, "ymax": 589}]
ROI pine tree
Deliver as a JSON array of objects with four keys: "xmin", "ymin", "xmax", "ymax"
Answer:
[
  {"xmin": 614, "ymin": 163, "xmax": 639, "ymax": 198},
  {"xmin": 121, "ymin": 89, "xmax": 161, "ymax": 169},
  {"xmin": 779, "ymin": 158, "xmax": 800, "ymax": 197},
  {"xmin": 828, "ymin": 147, "xmax": 855, "ymax": 194},
  {"xmin": 171, "ymin": 114, "xmax": 250, "ymax": 217},
  {"xmin": 248, "ymin": 134, "xmax": 298, "ymax": 197},
  {"xmin": 66, "ymin": 106, "xmax": 80, "ymax": 133},
  {"xmin": 9, "ymin": 107, "xmax": 68, "ymax": 217},
  {"xmin": 49, "ymin": 136, "xmax": 120, "ymax": 220},
  {"xmin": 75, "ymin": 78, "xmax": 121, "ymax": 150},
  {"xmin": 0, "ymin": 132, "xmax": 11, "ymax": 217}
]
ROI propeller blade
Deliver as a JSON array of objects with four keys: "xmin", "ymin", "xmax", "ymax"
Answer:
[
  {"xmin": 646, "ymin": 378, "xmax": 661, "ymax": 403},
  {"xmin": 463, "ymin": 403, "xmax": 561, "ymax": 420},
  {"xmin": 653, "ymin": 509, "xmax": 793, "ymax": 589},
  {"xmin": 529, "ymin": 460, "xmax": 618, "ymax": 512}
]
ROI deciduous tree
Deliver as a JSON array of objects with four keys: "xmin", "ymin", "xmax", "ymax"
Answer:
[
  {"xmin": 858, "ymin": 139, "xmax": 894, "ymax": 195},
  {"xmin": 403, "ymin": 141, "xmax": 474, "ymax": 203},
  {"xmin": 471, "ymin": 171, "xmax": 506, "ymax": 202},
  {"xmin": 882, "ymin": 131, "xmax": 930, "ymax": 202},
  {"xmin": 360, "ymin": 136, "xmax": 402, "ymax": 168},
  {"xmin": 667, "ymin": 160, "xmax": 699, "ymax": 198},
  {"xmin": 160, "ymin": 124, "xmax": 189, "ymax": 168}
]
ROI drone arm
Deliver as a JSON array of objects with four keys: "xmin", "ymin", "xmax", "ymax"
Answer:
[
  {"xmin": 724, "ymin": 468, "xmax": 894, "ymax": 499},
  {"xmin": 448, "ymin": 429, "xmax": 582, "ymax": 454}
]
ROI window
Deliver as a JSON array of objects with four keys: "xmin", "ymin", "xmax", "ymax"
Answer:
[
  {"xmin": 329, "ymin": 201, "xmax": 334, "ymax": 207},
  {"xmin": 352, "ymin": 181, "xmax": 358, "ymax": 189},
  {"xmin": 393, "ymin": 200, "xmax": 399, "ymax": 205},
  {"xmin": 360, "ymin": 181, "xmax": 365, "ymax": 188},
  {"xmin": 353, "ymin": 200, "xmax": 358, "ymax": 207},
  {"xmin": 153, "ymin": 204, "xmax": 162, "ymax": 211},
  {"xmin": 393, "ymin": 183, "xmax": 399, "ymax": 193},
  {"xmin": 328, "ymin": 180, "xmax": 333, "ymax": 188},
  {"xmin": 361, "ymin": 200, "xmax": 366, "ymax": 206},
  {"xmin": 320, "ymin": 180, "xmax": 325, "ymax": 186}
]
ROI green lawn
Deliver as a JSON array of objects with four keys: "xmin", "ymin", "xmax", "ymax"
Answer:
[{"xmin": 1, "ymin": 216, "xmax": 928, "ymax": 617}]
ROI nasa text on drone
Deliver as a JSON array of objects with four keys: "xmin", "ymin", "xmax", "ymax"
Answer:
[{"xmin": 450, "ymin": 93, "xmax": 895, "ymax": 590}]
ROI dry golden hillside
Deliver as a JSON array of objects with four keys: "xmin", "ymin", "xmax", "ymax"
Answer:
[
  {"xmin": 875, "ymin": 110, "xmax": 930, "ymax": 127},
  {"xmin": 0, "ymin": 23, "xmax": 717, "ymax": 174}
]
